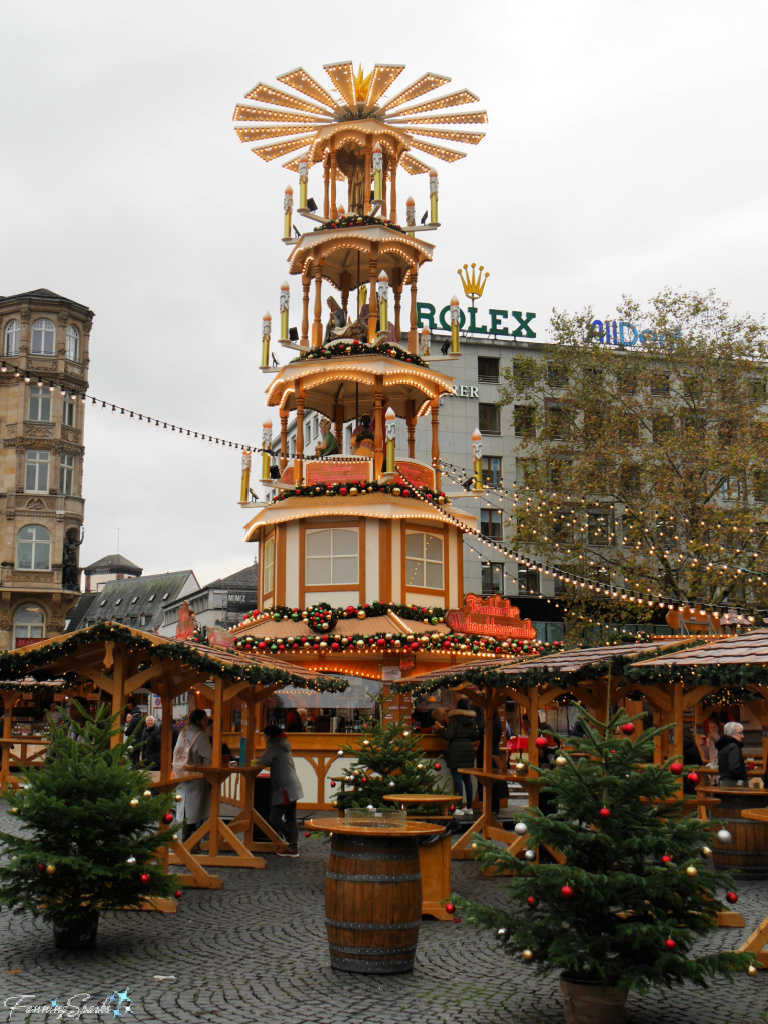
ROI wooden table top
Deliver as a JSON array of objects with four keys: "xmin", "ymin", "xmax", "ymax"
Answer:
[
  {"xmin": 0, "ymin": 736, "xmax": 49, "ymax": 744},
  {"xmin": 148, "ymin": 771, "xmax": 203, "ymax": 791},
  {"xmin": 382, "ymin": 794, "xmax": 461, "ymax": 806},
  {"xmin": 305, "ymin": 818, "xmax": 443, "ymax": 838},
  {"xmin": 184, "ymin": 764, "xmax": 265, "ymax": 775},
  {"xmin": 700, "ymin": 785, "xmax": 768, "ymax": 800},
  {"xmin": 742, "ymin": 808, "xmax": 768, "ymax": 823}
]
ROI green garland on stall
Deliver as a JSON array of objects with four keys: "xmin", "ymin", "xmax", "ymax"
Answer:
[
  {"xmin": 293, "ymin": 339, "xmax": 428, "ymax": 368},
  {"xmin": 0, "ymin": 621, "xmax": 347, "ymax": 694},
  {"xmin": 271, "ymin": 480, "xmax": 448, "ymax": 507},
  {"xmin": 240, "ymin": 600, "xmax": 453, "ymax": 634},
  {"xmin": 313, "ymin": 213, "xmax": 404, "ymax": 234}
]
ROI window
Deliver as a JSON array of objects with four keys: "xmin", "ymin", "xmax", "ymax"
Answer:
[
  {"xmin": 515, "ymin": 457, "xmax": 537, "ymax": 488},
  {"xmin": 547, "ymin": 361, "xmax": 567, "ymax": 388},
  {"xmin": 517, "ymin": 566, "xmax": 540, "ymax": 595},
  {"xmin": 652, "ymin": 414, "xmax": 673, "ymax": 443},
  {"xmin": 481, "ymin": 456, "xmax": 502, "ymax": 486},
  {"xmin": 14, "ymin": 604, "xmax": 45, "ymax": 646},
  {"xmin": 720, "ymin": 476, "xmax": 744, "ymax": 502},
  {"xmin": 546, "ymin": 405, "xmax": 571, "ymax": 439},
  {"xmin": 4, "ymin": 319, "xmax": 20, "ymax": 356},
  {"xmin": 620, "ymin": 465, "xmax": 641, "ymax": 498},
  {"xmin": 63, "ymin": 397, "xmax": 76, "ymax": 427},
  {"xmin": 30, "ymin": 318, "xmax": 55, "ymax": 355},
  {"xmin": 28, "ymin": 386, "xmax": 51, "ymax": 422},
  {"xmin": 587, "ymin": 511, "xmax": 612, "ymax": 546},
  {"xmin": 478, "ymin": 403, "xmax": 501, "ymax": 435},
  {"xmin": 481, "ymin": 562, "xmax": 503, "ymax": 595},
  {"xmin": 477, "ymin": 356, "xmax": 499, "ymax": 383},
  {"xmin": 547, "ymin": 459, "xmax": 570, "ymax": 489},
  {"xmin": 650, "ymin": 373, "xmax": 669, "ymax": 396},
  {"xmin": 750, "ymin": 377, "xmax": 767, "ymax": 403},
  {"xmin": 617, "ymin": 418, "xmax": 639, "ymax": 444},
  {"xmin": 512, "ymin": 359, "xmax": 536, "ymax": 386},
  {"xmin": 65, "ymin": 324, "xmax": 79, "ymax": 361},
  {"xmin": 514, "ymin": 405, "xmax": 536, "ymax": 437},
  {"xmin": 59, "ymin": 454, "xmax": 75, "ymax": 495},
  {"xmin": 304, "ymin": 421, "xmax": 313, "ymax": 447},
  {"xmin": 754, "ymin": 470, "xmax": 768, "ymax": 502},
  {"xmin": 306, "ymin": 527, "xmax": 358, "ymax": 585},
  {"xmin": 262, "ymin": 535, "xmax": 274, "ymax": 594},
  {"xmin": 25, "ymin": 450, "xmax": 50, "ymax": 492},
  {"xmin": 16, "ymin": 525, "xmax": 51, "ymax": 570},
  {"xmin": 480, "ymin": 508, "xmax": 502, "ymax": 539},
  {"xmin": 405, "ymin": 531, "xmax": 444, "ymax": 589}
]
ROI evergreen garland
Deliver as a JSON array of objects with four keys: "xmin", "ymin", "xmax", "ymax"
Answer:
[
  {"xmin": 312, "ymin": 213, "xmax": 404, "ymax": 234},
  {"xmin": 271, "ymin": 480, "xmax": 447, "ymax": 507},
  {"xmin": 294, "ymin": 339, "xmax": 428, "ymax": 367}
]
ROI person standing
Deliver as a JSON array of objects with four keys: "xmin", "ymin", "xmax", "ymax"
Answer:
[
  {"xmin": 140, "ymin": 715, "xmax": 162, "ymax": 770},
  {"xmin": 435, "ymin": 699, "xmax": 479, "ymax": 816},
  {"xmin": 254, "ymin": 724, "xmax": 304, "ymax": 858},
  {"xmin": 716, "ymin": 721, "xmax": 748, "ymax": 785},
  {"xmin": 172, "ymin": 709, "xmax": 212, "ymax": 845}
]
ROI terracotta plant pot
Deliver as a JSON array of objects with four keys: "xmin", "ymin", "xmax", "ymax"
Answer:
[
  {"xmin": 560, "ymin": 975, "xmax": 629, "ymax": 1024},
  {"xmin": 52, "ymin": 911, "xmax": 99, "ymax": 950}
]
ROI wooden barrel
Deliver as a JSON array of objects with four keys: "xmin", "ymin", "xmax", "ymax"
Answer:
[
  {"xmin": 325, "ymin": 833, "xmax": 422, "ymax": 973},
  {"xmin": 710, "ymin": 792, "xmax": 768, "ymax": 879}
]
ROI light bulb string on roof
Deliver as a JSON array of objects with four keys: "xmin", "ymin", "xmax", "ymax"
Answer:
[
  {"xmin": 433, "ymin": 455, "xmax": 768, "ymax": 613},
  {"xmin": 412, "ymin": 471, "xmax": 766, "ymax": 616}
]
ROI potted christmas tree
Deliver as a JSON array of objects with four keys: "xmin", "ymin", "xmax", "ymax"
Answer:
[
  {"xmin": 454, "ymin": 706, "xmax": 758, "ymax": 1024},
  {"xmin": 0, "ymin": 701, "xmax": 178, "ymax": 949}
]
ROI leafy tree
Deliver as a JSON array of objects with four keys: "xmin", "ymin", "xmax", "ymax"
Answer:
[
  {"xmin": 454, "ymin": 704, "xmax": 758, "ymax": 993},
  {"xmin": 498, "ymin": 288, "xmax": 768, "ymax": 615},
  {"xmin": 335, "ymin": 713, "xmax": 447, "ymax": 811},
  {"xmin": 0, "ymin": 702, "xmax": 177, "ymax": 939}
]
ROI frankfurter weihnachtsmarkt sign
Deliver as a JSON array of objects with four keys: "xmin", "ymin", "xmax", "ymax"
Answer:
[{"xmin": 445, "ymin": 594, "xmax": 537, "ymax": 640}]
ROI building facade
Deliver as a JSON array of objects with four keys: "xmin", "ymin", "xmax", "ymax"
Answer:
[{"xmin": 0, "ymin": 288, "xmax": 92, "ymax": 648}]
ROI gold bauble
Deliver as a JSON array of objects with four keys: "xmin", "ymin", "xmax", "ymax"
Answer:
[
  {"xmin": 174, "ymin": 793, "xmax": 182, "ymax": 803},
  {"xmin": 357, "ymin": 610, "xmax": 366, "ymax": 620},
  {"xmin": 700, "ymin": 846, "xmax": 712, "ymax": 859},
  {"xmin": 350, "ymin": 487, "xmax": 358, "ymax": 495},
  {"xmin": 685, "ymin": 865, "xmax": 698, "ymax": 877},
  {"xmin": 747, "ymin": 964, "xmax": 758, "ymax": 977},
  {"xmin": 45, "ymin": 864, "xmax": 56, "ymax": 875},
  {"xmin": 130, "ymin": 798, "xmax": 140, "ymax": 807},
  {"xmin": 142, "ymin": 790, "xmax": 152, "ymax": 798},
  {"xmin": 385, "ymin": 633, "xmax": 393, "ymax": 641},
  {"xmin": 522, "ymin": 949, "xmax": 534, "ymax": 962},
  {"xmin": 9, "ymin": 807, "xmax": 18, "ymax": 815}
]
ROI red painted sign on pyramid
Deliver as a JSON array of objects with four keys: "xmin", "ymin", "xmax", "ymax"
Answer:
[{"xmin": 445, "ymin": 594, "xmax": 537, "ymax": 640}]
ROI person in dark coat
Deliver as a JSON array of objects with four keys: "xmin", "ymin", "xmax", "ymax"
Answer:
[
  {"xmin": 140, "ymin": 715, "xmax": 162, "ymax": 770},
  {"xmin": 435, "ymin": 698, "xmax": 479, "ymax": 815},
  {"xmin": 716, "ymin": 721, "xmax": 748, "ymax": 784},
  {"xmin": 254, "ymin": 724, "xmax": 304, "ymax": 857}
]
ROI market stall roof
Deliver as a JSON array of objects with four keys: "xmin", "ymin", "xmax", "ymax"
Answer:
[
  {"xmin": 631, "ymin": 628, "xmax": 768, "ymax": 669},
  {"xmin": 392, "ymin": 638, "xmax": 695, "ymax": 692},
  {"xmin": 232, "ymin": 610, "xmax": 451, "ymax": 640},
  {"xmin": 0, "ymin": 621, "xmax": 346, "ymax": 693}
]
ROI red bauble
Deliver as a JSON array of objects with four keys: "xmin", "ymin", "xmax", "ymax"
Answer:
[
  {"xmin": 687, "ymin": 771, "xmax": 699, "ymax": 785},
  {"xmin": 434, "ymin": 763, "xmax": 441, "ymax": 770},
  {"xmin": 726, "ymin": 891, "xmax": 739, "ymax": 904},
  {"xmin": 175, "ymin": 890, "xmax": 182, "ymax": 898},
  {"xmin": 535, "ymin": 736, "xmax": 549, "ymax": 749},
  {"xmin": 527, "ymin": 896, "xmax": 538, "ymax": 907},
  {"xmin": 339, "ymin": 487, "xmax": 348, "ymax": 496},
  {"xmin": 330, "ymin": 781, "xmax": 336, "ymax": 787},
  {"xmin": 665, "ymin": 938, "xmax": 676, "ymax": 949},
  {"xmin": 304, "ymin": 831, "xmax": 311, "ymax": 838},
  {"xmin": 560, "ymin": 885, "xmax": 574, "ymax": 899},
  {"xmin": 38, "ymin": 863, "xmax": 46, "ymax": 872},
  {"xmin": 661, "ymin": 854, "xmax": 673, "ymax": 864},
  {"xmin": 140, "ymin": 872, "xmax": 151, "ymax": 885},
  {"xmin": 669, "ymin": 762, "xmax": 683, "ymax": 776},
  {"xmin": 445, "ymin": 902, "xmax": 455, "ymax": 913},
  {"xmin": 599, "ymin": 807, "xmax": 611, "ymax": 819},
  {"xmin": 449, "ymin": 805, "xmax": 456, "ymax": 813},
  {"xmin": 620, "ymin": 723, "xmax": 635, "ymax": 735},
  {"xmin": 163, "ymin": 812, "xmax": 174, "ymax": 824}
]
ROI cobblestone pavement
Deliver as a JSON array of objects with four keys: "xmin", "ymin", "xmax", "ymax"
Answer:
[{"xmin": 0, "ymin": 804, "xmax": 766, "ymax": 1024}]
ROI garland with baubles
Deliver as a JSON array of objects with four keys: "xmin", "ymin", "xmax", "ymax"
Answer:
[
  {"xmin": 313, "ymin": 213, "xmax": 404, "ymax": 234},
  {"xmin": 239, "ymin": 601, "xmax": 451, "ymax": 633},
  {"xmin": 234, "ymin": 631, "xmax": 552, "ymax": 658},
  {"xmin": 0, "ymin": 621, "xmax": 347, "ymax": 694},
  {"xmin": 294, "ymin": 339, "xmax": 428, "ymax": 367},
  {"xmin": 271, "ymin": 480, "xmax": 448, "ymax": 506}
]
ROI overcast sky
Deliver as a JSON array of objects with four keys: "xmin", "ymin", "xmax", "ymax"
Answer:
[{"xmin": 2, "ymin": 1, "xmax": 767, "ymax": 589}]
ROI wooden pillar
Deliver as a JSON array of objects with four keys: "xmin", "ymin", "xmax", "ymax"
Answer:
[
  {"xmin": 373, "ymin": 377, "xmax": 383, "ymax": 479},
  {"xmin": 389, "ymin": 157, "xmax": 398, "ymax": 224},
  {"xmin": 0, "ymin": 689, "xmax": 20, "ymax": 787},
  {"xmin": 368, "ymin": 244, "xmax": 378, "ymax": 344},
  {"xmin": 110, "ymin": 645, "xmax": 127, "ymax": 749},
  {"xmin": 330, "ymin": 145, "xmax": 337, "ymax": 219},
  {"xmin": 280, "ymin": 410, "xmax": 288, "ymax": 472},
  {"xmin": 340, "ymin": 272, "xmax": 350, "ymax": 319},
  {"xmin": 301, "ymin": 273, "xmax": 311, "ymax": 346},
  {"xmin": 212, "ymin": 677, "xmax": 223, "ymax": 769},
  {"xmin": 334, "ymin": 403, "xmax": 343, "ymax": 450},
  {"xmin": 313, "ymin": 259, "xmax": 324, "ymax": 348},
  {"xmin": 295, "ymin": 385, "xmax": 305, "ymax": 485},
  {"xmin": 392, "ymin": 268, "xmax": 402, "ymax": 344},
  {"xmin": 431, "ymin": 399, "xmax": 441, "ymax": 489},
  {"xmin": 159, "ymin": 686, "xmax": 173, "ymax": 779},
  {"xmin": 408, "ymin": 265, "xmax": 419, "ymax": 353},
  {"xmin": 323, "ymin": 155, "xmax": 330, "ymax": 219},
  {"xmin": 406, "ymin": 399, "xmax": 416, "ymax": 459},
  {"xmin": 380, "ymin": 154, "xmax": 388, "ymax": 219}
]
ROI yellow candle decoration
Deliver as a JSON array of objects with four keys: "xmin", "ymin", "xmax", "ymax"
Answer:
[
  {"xmin": 279, "ymin": 282, "xmax": 290, "ymax": 340},
  {"xmin": 449, "ymin": 294, "xmax": 460, "ymax": 353},
  {"xmin": 262, "ymin": 419, "xmax": 273, "ymax": 480},
  {"xmin": 283, "ymin": 185, "xmax": 293, "ymax": 238},
  {"xmin": 377, "ymin": 270, "xmax": 388, "ymax": 334},
  {"xmin": 384, "ymin": 407, "xmax": 396, "ymax": 474},
  {"xmin": 429, "ymin": 168, "xmax": 439, "ymax": 224},
  {"xmin": 240, "ymin": 449, "xmax": 252, "ymax": 503},
  {"xmin": 405, "ymin": 196, "xmax": 416, "ymax": 234},
  {"xmin": 372, "ymin": 142, "xmax": 383, "ymax": 202},
  {"xmin": 298, "ymin": 155, "xmax": 308, "ymax": 210},
  {"xmin": 420, "ymin": 326, "xmax": 431, "ymax": 356},
  {"xmin": 261, "ymin": 311, "xmax": 272, "ymax": 367},
  {"xmin": 472, "ymin": 428, "xmax": 483, "ymax": 490}
]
